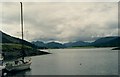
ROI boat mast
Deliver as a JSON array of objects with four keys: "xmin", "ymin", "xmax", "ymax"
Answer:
[
  {"xmin": 20, "ymin": 2, "xmax": 25, "ymax": 60},
  {"xmin": 20, "ymin": 2, "xmax": 24, "ymax": 43}
]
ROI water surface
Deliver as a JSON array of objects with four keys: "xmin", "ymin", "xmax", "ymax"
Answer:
[{"xmin": 7, "ymin": 48, "xmax": 118, "ymax": 75}]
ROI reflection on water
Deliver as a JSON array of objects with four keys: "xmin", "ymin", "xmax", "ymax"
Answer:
[{"xmin": 4, "ymin": 48, "xmax": 118, "ymax": 76}]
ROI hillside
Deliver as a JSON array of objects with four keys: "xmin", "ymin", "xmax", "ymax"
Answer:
[
  {"xmin": 1, "ymin": 31, "xmax": 50, "ymax": 60},
  {"xmin": 2, "ymin": 43, "xmax": 50, "ymax": 60},
  {"xmin": 1, "ymin": 31, "xmax": 38, "ymax": 48},
  {"xmin": 91, "ymin": 36, "xmax": 120, "ymax": 47}
]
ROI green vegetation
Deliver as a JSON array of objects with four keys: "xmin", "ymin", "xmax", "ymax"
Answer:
[
  {"xmin": 1, "ymin": 43, "xmax": 32, "ymax": 51},
  {"xmin": 2, "ymin": 43, "xmax": 50, "ymax": 61},
  {"xmin": 1, "ymin": 31, "xmax": 50, "ymax": 61}
]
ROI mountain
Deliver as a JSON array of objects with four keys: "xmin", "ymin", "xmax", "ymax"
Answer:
[
  {"xmin": 91, "ymin": 36, "xmax": 120, "ymax": 47},
  {"xmin": 31, "ymin": 41, "xmax": 66, "ymax": 49},
  {"xmin": 32, "ymin": 41, "xmax": 47, "ymax": 49},
  {"xmin": 46, "ymin": 42, "xmax": 65, "ymax": 49},
  {"xmin": 63, "ymin": 36, "xmax": 120, "ymax": 47},
  {"xmin": 64, "ymin": 41, "xmax": 90, "ymax": 47},
  {"xmin": 1, "ymin": 31, "xmax": 38, "ymax": 48}
]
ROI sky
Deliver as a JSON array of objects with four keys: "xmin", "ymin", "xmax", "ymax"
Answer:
[{"xmin": 1, "ymin": 2, "xmax": 119, "ymax": 42}]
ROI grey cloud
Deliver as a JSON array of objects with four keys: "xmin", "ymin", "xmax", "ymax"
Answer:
[{"xmin": 1, "ymin": 2, "xmax": 118, "ymax": 42}]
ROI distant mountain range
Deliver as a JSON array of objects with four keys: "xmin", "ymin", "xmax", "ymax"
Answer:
[{"xmin": 32, "ymin": 36, "xmax": 120, "ymax": 48}]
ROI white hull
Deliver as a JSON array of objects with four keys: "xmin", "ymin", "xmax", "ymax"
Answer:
[{"xmin": 5, "ymin": 61, "xmax": 31, "ymax": 72}]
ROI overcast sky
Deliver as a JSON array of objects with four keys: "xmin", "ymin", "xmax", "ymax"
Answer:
[{"xmin": 1, "ymin": 2, "xmax": 118, "ymax": 42}]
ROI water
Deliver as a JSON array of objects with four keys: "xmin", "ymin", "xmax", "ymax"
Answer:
[{"xmin": 6, "ymin": 48, "xmax": 118, "ymax": 75}]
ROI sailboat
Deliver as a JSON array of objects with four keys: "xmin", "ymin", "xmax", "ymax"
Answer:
[{"xmin": 4, "ymin": 2, "xmax": 32, "ymax": 72}]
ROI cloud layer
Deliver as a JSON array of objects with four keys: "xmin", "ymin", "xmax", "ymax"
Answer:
[{"xmin": 1, "ymin": 2, "xmax": 118, "ymax": 42}]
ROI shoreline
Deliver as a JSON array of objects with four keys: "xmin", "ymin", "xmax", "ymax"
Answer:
[
  {"xmin": 45, "ymin": 47, "xmax": 117, "ymax": 49},
  {"xmin": 3, "ymin": 46, "xmax": 119, "ymax": 61},
  {"xmin": 3, "ymin": 50, "xmax": 51, "ymax": 62}
]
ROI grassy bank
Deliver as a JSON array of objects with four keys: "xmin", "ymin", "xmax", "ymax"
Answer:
[{"xmin": 1, "ymin": 43, "xmax": 51, "ymax": 61}]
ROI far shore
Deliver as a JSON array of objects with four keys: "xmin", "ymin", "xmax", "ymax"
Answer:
[{"xmin": 44, "ymin": 46, "xmax": 117, "ymax": 49}]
